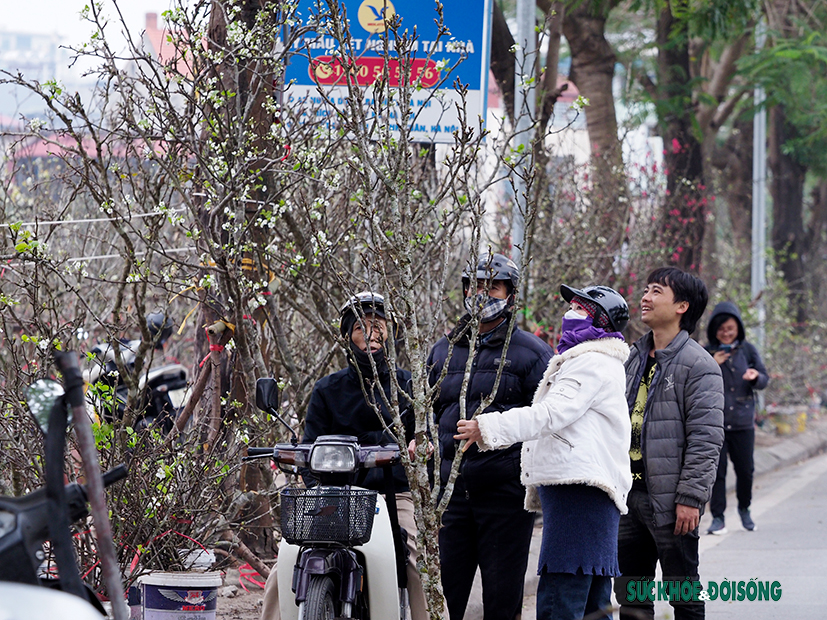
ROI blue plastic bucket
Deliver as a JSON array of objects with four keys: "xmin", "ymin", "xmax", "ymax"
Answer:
[{"xmin": 139, "ymin": 572, "xmax": 222, "ymax": 620}]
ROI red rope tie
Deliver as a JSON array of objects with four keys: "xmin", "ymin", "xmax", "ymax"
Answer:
[
  {"xmin": 238, "ymin": 563, "xmax": 266, "ymax": 591},
  {"xmin": 199, "ymin": 344, "xmax": 225, "ymax": 368}
]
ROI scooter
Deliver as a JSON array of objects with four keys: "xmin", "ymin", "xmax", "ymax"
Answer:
[
  {"xmin": 84, "ymin": 313, "xmax": 191, "ymax": 434},
  {"xmin": 247, "ymin": 377, "xmax": 409, "ymax": 620},
  {"xmin": 0, "ymin": 351, "xmax": 129, "ymax": 620}
]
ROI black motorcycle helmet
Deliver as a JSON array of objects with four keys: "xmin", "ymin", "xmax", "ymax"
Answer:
[
  {"xmin": 146, "ymin": 312, "xmax": 173, "ymax": 350},
  {"xmin": 462, "ymin": 253, "xmax": 520, "ymax": 300},
  {"xmin": 339, "ymin": 291, "xmax": 400, "ymax": 341},
  {"xmin": 560, "ymin": 284, "xmax": 630, "ymax": 332}
]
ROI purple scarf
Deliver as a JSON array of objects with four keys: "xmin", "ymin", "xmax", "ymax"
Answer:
[{"xmin": 557, "ymin": 316, "xmax": 624, "ymax": 354}]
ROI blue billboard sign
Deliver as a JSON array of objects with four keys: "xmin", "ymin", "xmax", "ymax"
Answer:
[{"xmin": 283, "ymin": 0, "xmax": 493, "ymax": 143}]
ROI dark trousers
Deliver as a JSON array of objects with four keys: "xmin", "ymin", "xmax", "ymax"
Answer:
[
  {"xmin": 439, "ymin": 475, "xmax": 535, "ymax": 620},
  {"xmin": 710, "ymin": 428, "xmax": 755, "ymax": 517},
  {"xmin": 536, "ymin": 572, "xmax": 611, "ymax": 620},
  {"xmin": 615, "ymin": 488, "xmax": 703, "ymax": 620}
]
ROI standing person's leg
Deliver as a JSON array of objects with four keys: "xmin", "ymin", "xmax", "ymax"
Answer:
[
  {"xmin": 260, "ymin": 563, "xmax": 282, "ymax": 620},
  {"xmin": 439, "ymin": 477, "xmax": 480, "ymax": 620},
  {"xmin": 615, "ymin": 489, "xmax": 660, "ymax": 620},
  {"xmin": 583, "ymin": 576, "xmax": 613, "ymax": 620},
  {"xmin": 728, "ymin": 429, "xmax": 755, "ymax": 510},
  {"xmin": 536, "ymin": 572, "xmax": 600, "ymax": 620},
  {"xmin": 474, "ymin": 480, "xmax": 535, "ymax": 620},
  {"xmin": 709, "ymin": 434, "xmax": 730, "ymax": 520},
  {"xmin": 650, "ymin": 520, "xmax": 703, "ymax": 620},
  {"xmin": 395, "ymin": 492, "xmax": 428, "ymax": 620}
]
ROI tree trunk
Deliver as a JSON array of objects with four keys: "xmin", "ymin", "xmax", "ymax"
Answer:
[
  {"xmin": 562, "ymin": 2, "xmax": 621, "ymax": 172},
  {"xmin": 562, "ymin": 1, "xmax": 627, "ymax": 276},
  {"xmin": 489, "ymin": 2, "xmax": 516, "ymax": 122},
  {"xmin": 656, "ymin": 1, "xmax": 706, "ymax": 273},
  {"xmin": 768, "ymin": 104, "xmax": 808, "ymax": 326},
  {"xmin": 710, "ymin": 116, "xmax": 753, "ymax": 261}
]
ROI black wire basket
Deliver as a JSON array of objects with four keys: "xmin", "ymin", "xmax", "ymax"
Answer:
[{"xmin": 280, "ymin": 487, "xmax": 378, "ymax": 546}]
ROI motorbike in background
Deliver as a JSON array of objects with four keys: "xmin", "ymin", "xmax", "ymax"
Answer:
[
  {"xmin": 246, "ymin": 377, "xmax": 410, "ymax": 620},
  {"xmin": 0, "ymin": 351, "xmax": 129, "ymax": 620},
  {"xmin": 84, "ymin": 312, "xmax": 190, "ymax": 434}
]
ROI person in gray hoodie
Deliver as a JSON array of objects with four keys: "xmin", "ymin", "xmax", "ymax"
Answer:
[
  {"xmin": 705, "ymin": 301, "xmax": 769, "ymax": 535},
  {"xmin": 615, "ymin": 267, "xmax": 724, "ymax": 620}
]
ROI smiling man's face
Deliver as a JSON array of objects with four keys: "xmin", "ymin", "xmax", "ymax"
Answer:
[{"xmin": 640, "ymin": 281, "xmax": 687, "ymax": 330}]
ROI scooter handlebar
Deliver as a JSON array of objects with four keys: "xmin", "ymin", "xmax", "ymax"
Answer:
[{"xmin": 244, "ymin": 447, "xmax": 276, "ymax": 461}]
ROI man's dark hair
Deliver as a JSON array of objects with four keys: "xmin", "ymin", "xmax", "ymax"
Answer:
[{"xmin": 647, "ymin": 267, "xmax": 709, "ymax": 334}]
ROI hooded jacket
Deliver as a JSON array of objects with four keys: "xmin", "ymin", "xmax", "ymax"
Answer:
[
  {"xmin": 625, "ymin": 330, "xmax": 724, "ymax": 527},
  {"xmin": 428, "ymin": 314, "xmax": 553, "ymax": 491},
  {"xmin": 474, "ymin": 337, "xmax": 633, "ymax": 514},
  {"xmin": 706, "ymin": 301, "xmax": 770, "ymax": 431},
  {"xmin": 303, "ymin": 365, "xmax": 414, "ymax": 493}
]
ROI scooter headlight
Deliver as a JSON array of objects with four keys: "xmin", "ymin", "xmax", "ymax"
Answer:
[{"xmin": 309, "ymin": 444, "xmax": 357, "ymax": 473}]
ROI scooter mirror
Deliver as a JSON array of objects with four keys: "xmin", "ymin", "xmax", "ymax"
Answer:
[
  {"xmin": 24, "ymin": 379, "xmax": 69, "ymax": 436},
  {"xmin": 255, "ymin": 378, "xmax": 279, "ymax": 412}
]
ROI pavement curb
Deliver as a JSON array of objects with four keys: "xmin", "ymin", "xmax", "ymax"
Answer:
[{"xmin": 729, "ymin": 419, "xmax": 827, "ymax": 492}]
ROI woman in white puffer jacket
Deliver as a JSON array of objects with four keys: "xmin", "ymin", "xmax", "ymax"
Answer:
[{"xmin": 456, "ymin": 284, "xmax": 633, "ymax": 620}]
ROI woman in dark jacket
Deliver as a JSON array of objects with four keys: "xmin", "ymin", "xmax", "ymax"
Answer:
[{"xmin": 705, "ymin": 301, "xmax": 769, "ymax": 535}]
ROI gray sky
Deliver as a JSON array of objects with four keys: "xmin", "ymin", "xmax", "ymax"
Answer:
[{"xmin": 3, "ymin": 0, "xmax": 168, "ymax": 44}]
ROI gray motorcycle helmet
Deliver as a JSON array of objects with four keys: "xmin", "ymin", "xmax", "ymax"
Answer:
[
  {"xmin": 461, "ymin": 253, "xmax": 520, "ymax": 297},
  {"xmin": 146, "ymin": 312, "xmax": 173, "ymax": 349}
]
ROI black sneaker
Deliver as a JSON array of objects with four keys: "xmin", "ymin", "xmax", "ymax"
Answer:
[
  {"xmin": 707, "ymin": 516, "xmax": 727, "ymax": 535},
  {"xmin": 739, "ymin": 508, "xmax": 756, "ymax": 531}
]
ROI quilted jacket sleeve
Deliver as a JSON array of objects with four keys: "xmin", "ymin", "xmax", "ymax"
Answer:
[{"xmin": 675, "ymin": 354, "xmax": 724, "ymax": 508}]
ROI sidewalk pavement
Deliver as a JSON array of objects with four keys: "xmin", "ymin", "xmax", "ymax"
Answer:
[
  {"xmin": 748, "ymin": 414, "xmax": 827, "ymax": 485},
  {"xmin": 461, "ymin": 413, "xmax": 827, "ymax": 620}
]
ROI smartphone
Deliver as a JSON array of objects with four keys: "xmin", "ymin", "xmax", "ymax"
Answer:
[{"xmin": 718, "ymin": 344, "xmax": 733, "ymax": 353}]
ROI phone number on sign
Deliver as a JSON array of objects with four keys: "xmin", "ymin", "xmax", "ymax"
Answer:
[{"xmin": 308, "ymin": 56, "xmax": 441, "ymax": 87}]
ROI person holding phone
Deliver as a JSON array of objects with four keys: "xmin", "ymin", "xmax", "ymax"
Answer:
[{"xmin": 705, "ymin": 301, "xmax": 769, "ymax": 535}]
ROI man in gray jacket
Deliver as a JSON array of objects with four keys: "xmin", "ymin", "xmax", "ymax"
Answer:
[{"xmin": 615, "ymin": 267, "xmax": 724, "ymax": 620}]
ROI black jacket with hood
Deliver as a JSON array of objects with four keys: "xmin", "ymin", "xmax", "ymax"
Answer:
[
  {"xmin": 706, "ymin": 301, "xmax": 770, "ymax": 431},
  {"xmin": 427, "ymin": 314, "xmax": 553, "ymax": 492}
]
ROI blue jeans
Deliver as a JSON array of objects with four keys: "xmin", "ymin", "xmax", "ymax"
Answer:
[{"xmin": 536, "ymin": 572, "xmax": 612, "ymax": 620}]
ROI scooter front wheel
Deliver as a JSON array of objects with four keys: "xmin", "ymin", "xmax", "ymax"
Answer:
[{"xmin": 303, "ymin": 575, "xmax": 337, "ymax": 620}]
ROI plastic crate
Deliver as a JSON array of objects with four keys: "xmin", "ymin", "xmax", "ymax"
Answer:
[{"xmin": 280, "ymin": 487, "xmax": 377, "ymax": 546}]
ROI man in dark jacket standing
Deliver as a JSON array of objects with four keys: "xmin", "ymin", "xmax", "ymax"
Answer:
[
  {"xmin": 428, "ymin": 254, "xmax": 553, "ymax": 620},
  {"xmin": 615, "ymin": 267, "xmax": 724, "ymax": 620},
  {"xmin": 705, "ymin": 301, "xmax": 769, "ymax": 535}
]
